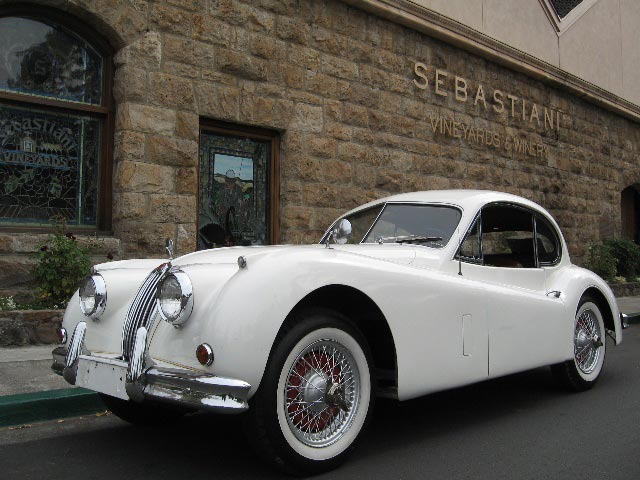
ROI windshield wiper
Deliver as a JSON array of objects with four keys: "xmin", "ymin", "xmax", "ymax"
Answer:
[{"xmin": 378, "ymin": 235, "xmax": 443, "ymax": 244}]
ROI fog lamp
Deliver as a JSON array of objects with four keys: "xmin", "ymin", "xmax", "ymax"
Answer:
[{"xmin": 196, "ymin": 343, "xmax": 214, "ymax": 366}]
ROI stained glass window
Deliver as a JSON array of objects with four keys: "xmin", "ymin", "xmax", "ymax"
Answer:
[
  {"xmin": 0, "ymin": 14, "xmax": 108, "ymax": 228},
  {"xmin": 199, "ymin": 131, "xmax": 271, "ymax": 249},
  {"xmin": 0, "ymin": 105, "xmax": 100, "ymax": 225},
  {"xmin": 0, "ymin": 17, "xmax": 102, "ymax": 105}
]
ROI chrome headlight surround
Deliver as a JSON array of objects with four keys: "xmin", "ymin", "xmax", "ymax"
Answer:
[
  {"xmin": 156, "ymin": 269, "xmax": 194, "ymax": 326},
  {"xmin": 78, "ymin": 273, "xmax": 107, "ymax": 319}
]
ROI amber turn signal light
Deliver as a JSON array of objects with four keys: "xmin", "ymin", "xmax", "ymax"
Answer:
[
  {"xmin": 196, "ymin": 343, "xmax": 214, "ymax": 366},
  {"xmin": 57, "ymin": 327, "xmax": 68, "ymax": 345}
]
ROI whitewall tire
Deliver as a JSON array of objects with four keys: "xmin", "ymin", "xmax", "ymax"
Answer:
[
  {"xmin": 244, "ymin": 309, "xmax": 373, "ymax": 475},
  {"xmin": 552, "ymin": 296, "xmax": 607, "ymax": 391}
]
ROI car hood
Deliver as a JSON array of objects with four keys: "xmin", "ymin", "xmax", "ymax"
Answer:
[{"xmin": 171, "ymin": 243, "xmax": 444, "ymax": 269}]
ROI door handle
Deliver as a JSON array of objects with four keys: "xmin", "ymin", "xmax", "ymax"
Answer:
[{"xmin": 546, "ymin": 290, "xmax": 562, "ymax": 298}]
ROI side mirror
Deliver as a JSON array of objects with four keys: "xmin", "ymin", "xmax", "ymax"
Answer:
[{"xmin": 332, "ymin": 219, "xmax": 352, "ymax": 245}]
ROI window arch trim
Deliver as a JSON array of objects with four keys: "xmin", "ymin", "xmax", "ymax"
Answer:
[{"xmin": 0, "ymin": 5, "xmax": 114, "ymax": 232}]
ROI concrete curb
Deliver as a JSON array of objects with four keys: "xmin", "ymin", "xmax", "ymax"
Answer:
[{"xmin": 0, "ymin": 388, "xmax": 105, "ymax": 428}]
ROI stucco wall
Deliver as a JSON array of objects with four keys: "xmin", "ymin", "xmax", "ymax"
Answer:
[{"xmin": 411, "ymin": 0, "xmax": 640, "ymax": 107}]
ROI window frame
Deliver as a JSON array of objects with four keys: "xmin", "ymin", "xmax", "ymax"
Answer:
[
  {"xmin": 0, "ymin": 6, "xmax": 114, "ymax": 233},
  {"xmin": 198, "ymin": 120, "xmax": 281, "ymax": 246},
  {"xmin": 457, "ymin": 202, "xmax": 563, "ymax": 268}
]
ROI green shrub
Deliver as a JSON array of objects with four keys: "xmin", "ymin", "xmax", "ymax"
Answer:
[
  {"xmin": 583, "ymin": 243, "xmax": 617, "ymax": 281},
  {"xmin": 603, "ymin": 239, "xmax": 640, "ymax": 278},
  {"xmin": 33, "ymin": 232, "xmax": 92, "ymax": 308}
]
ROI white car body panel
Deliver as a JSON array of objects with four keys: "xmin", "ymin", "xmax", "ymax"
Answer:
[{"xmin": 60, "ymin": 190, "xmax": 622, "ymax": 404}]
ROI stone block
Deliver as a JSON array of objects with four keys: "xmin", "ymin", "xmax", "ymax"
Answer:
[
  {"xmin": 150, "ymin": 4, "xmax": 193, "ymax": 36},
  {"xmin": 113, "ymin": 192, "xmax": 148, "ymax": 220},
  {"xmin": 148, "ymin": 194, "xmax": 197, "ymax": 223},
  {"xmin": 196, "ymin": 82, "xmax": 240, "ymax": 120},
  {"xmin": 193, "ymin": 14, "xmax": 231, "ymax": 46},
  {"xmin": 303, "ymin": 183, "xmax": 339, "ymax": 208},
  {"xmin": 176, "ymin": 168, "xmax": 198, "ymax": 195},
  {"xmin": 282, "ymin": 206, "xmax": 314, "ymax": 229},
  {"xmin": 290, "ymin": 103, "xmax": 323, "ymax": 133},
  {"xmin": 176, "ymin": 223, "xmax": 198, "ymax": 255},
  {"xmin": 145, "ymin": 136, "xmax": 198, "ymax": 167},
  {"xmin": 323, "ymin": 160, "xmax": 353, "ymax": 183},
  {"xmin": 117, "ymin": 104, "xmax": 177, "ymax": 136},
  {"xmin": 149, "ymin": 72, "xmax": 196, "ymax": 110},
  {"xmin": 322, "ymin": 54, "xmax": 358, "ymax": 81},
  {"xmin": 115, "ymin": 161, "xmax": 175, "ymax": 193},
  {"xmin": 0, "ymin": 257, "xmax": 35, "ymax": 289},
  {"xmin": 114, "ymin": 130, "xmax": 146, "ymax": 163},
  {"xmin": 117, "ymin": 221, "xmax": 177, "ymax": 257},
  {"xmin": 276, "ymin": 16, "xmax": 311, "ymax": 45},
  {"xmin": 216, "ymin": 49, "xmax": 268, "ymax": 81},
  {"xmin": 113, "ymin": 65, "xmax": 148, "ymax": 103},
  {"xmin": 114, "ymin": 31, "xmax": 162, "ymax": 69},
  {"xmin": 175, "ymin": 112, "xmax": 199, "ymax": 141}
]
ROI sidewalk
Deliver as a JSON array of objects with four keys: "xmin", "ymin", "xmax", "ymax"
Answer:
[{"xmin": 1, "ymin": 296, "xmax": 639, "ymax": 428}]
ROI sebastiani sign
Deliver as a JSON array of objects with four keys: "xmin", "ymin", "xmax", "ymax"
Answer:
[{"xmin": 413, "ymin": 62, "xmax": 564, "ymax": 159}]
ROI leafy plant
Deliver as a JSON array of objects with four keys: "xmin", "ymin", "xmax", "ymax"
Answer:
[
  {"xmin": 0, "ymin": 296, "xmax": 17, "ymax": 311},
  {"xmin": 583, "ymin": 243, "xmax": 617, "ymax": 282},
  {"xmin": 603, "ymin": 239, "xmax": 640, "ymax": 279},
  {"xmin": 33, "ymin": 230, "xmax": 92, "ymax": 309}
]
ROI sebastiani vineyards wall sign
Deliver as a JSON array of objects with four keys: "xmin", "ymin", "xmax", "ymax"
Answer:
[{"xmin": 413, "ymin": 62, "xmax": 564, "ymax": 159}]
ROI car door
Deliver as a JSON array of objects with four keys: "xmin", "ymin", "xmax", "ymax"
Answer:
[{"xmin": 457, "ymin": 204, "xmax": 567, "ymax": 378}]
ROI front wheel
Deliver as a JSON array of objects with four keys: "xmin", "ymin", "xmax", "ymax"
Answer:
[
  {"xmin": 552, "ymin": 297, "xmax": 606, "ymax": 391},
  {"xmin": 245, "ymin": 310, "xmax": 373, "ymax": 475}
]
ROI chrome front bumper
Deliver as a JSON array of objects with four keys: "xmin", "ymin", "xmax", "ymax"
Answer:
[{"xmin": 52, "ymin": 322, "xmax": 251, "ymax": 413}]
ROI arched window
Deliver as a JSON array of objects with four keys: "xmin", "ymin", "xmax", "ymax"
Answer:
[
  {"xmin": 621, "ymin": 185, "xmax": 640, "ymax": 243},
  {"xmin": 0, "ymin": 9, "xmax": 112, "ymax": 230}
]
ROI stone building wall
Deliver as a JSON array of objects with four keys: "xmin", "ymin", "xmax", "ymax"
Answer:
[{"xmin": 2, "ymin": 0, "xmax": 640, "ymax": 296}]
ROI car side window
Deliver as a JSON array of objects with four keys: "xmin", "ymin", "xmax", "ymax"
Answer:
[
  {"xmin": 535, "ymin": 215, "xmax": 561, "ymax": 265},
  {"xmin": 481, "ymin": 205, "xmax": 535, "ymax": 268},
  {"xmin": 458, "ymin": 217, "xmax": 481, "ymax": 262}
]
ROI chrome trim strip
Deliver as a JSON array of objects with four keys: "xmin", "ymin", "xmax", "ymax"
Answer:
[
  {"xmin": 122, "ymin": 265, "xmax": 166, "ymax": 359},
  {"xmin": 51, "ymin": 346, "xmax": 67, "ymax": 376},
  {"xmin": 127, "ymin": 326, "xmax": 148, "ymax": 383},
  {"xmin": 54, "ymin": 322, "xmax": 251, "ymax": 413},
  {"xmin": 63, "ymin": 322, "xmax": 87, "ymax": 385},
  {"xmin": 143, "ymin": 367, "xmax": 251, "ymax": 413}
]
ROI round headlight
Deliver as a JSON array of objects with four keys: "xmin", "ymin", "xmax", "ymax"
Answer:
[
  {"xmin": 78, "ymin": 274, "xmax": 107, "ymax": 319},
  {"xmin": 156, "ymin": 270, "xmax": 193, "ymax": 326}
]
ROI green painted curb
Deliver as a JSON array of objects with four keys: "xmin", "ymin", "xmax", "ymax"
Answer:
[{"xmin": 0, "ymin": 388, "xmax": 105, "ymax": 428}]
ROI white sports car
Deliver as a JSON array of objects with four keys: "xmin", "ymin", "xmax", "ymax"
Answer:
[{"xmin": 52, "ymin": 190, "xmax": 623, "ymax": 474}]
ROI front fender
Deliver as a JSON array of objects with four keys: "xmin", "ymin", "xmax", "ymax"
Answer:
[{"xmin": 146, "ymin": 248, "xmax": 406, "ymax": 397}]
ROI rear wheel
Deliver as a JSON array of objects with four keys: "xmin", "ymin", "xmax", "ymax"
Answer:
[
  {"xmin": 245, "ymin": 309, "xmax": 373, "ymax": 475},
  {"xmin": 552, "ymin": 296, "xmax": 606, "ymax": 391}
]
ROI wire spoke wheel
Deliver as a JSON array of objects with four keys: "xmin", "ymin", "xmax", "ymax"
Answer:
[
  {"xmin": 574, "ymin": 307, "xmax": 602, "ymax": 375},
  {"xmin": 284, "ymin": 339, "xmax": 360, "ymax": 448},
  {"xmin": 552, "ymin": 297, "xmax": 607, "ymax": 392}
]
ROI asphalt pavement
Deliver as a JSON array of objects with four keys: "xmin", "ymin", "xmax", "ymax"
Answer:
[{"xmin": 1, "ymin": 325, "xmax": 638, "ymax": 479}]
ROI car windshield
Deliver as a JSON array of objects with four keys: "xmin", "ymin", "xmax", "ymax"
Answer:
[{"xmin": 325, "ymin": 203, "xmax": 461, "ymax": 248}]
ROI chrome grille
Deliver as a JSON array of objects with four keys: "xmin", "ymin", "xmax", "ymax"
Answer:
[{"xmin": 122, "ymin": 265, "xmax": 166, "ymax": 360}]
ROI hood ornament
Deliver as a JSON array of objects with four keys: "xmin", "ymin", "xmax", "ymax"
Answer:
[{"xmin": 165, "ymin": 238, "xmax": 174, "ymax": 261}]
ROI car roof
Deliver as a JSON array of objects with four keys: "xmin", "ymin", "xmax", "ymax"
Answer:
[{"xmin": 344, "ymin": 190, "xmax": 548, "ymax": 217}]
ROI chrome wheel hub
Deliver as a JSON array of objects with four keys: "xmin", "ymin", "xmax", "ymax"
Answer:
[
  {"xmin": 284, "ymin": 339, "xmax": 360, "ymax": 448},
  {"xmin": 574, "ymin": 308, "xmax": 602, "ymax": 374}
]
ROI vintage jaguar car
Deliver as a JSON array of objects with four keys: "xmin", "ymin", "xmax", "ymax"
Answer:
[{"xmin": 52, "ymin": 190, "xmax": 623, "ymax": 474}]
